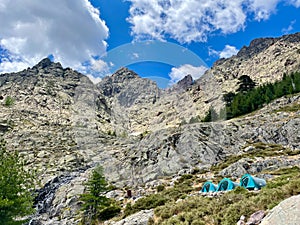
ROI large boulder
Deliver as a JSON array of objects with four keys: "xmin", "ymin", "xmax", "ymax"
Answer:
[{"xmin": 260, "ymin": 195, "xmax": 300, "ymax": 225}]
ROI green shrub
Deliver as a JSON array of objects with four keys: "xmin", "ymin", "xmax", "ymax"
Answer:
[
  {"xmin": 151, "ymin": 166, "xmax": 300, "ymax": 225},
  {"xmin": 98, "ymin": 204, "xmax": 121, "ymax": 220},
  {"xmin": 156, "ymin": 184, "xmax": 165, "ymax": 192},
  {"xmin": 4, "ymin": 96, "xmax": 15, "ymax": 107}
]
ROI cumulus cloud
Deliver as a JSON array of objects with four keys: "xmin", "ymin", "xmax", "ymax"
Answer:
[
  {"xmin": 127, "ymin": 0, "xmax": 246, "ymax": 43},
  {"xmin": 247, "ymin": 0, "xmax": 280, "ymax": 21},
  {"xmin": 126, "ymin": 0, "xmax": 299, "ymax": 43},
  {"xmin": 169, "ymin": 64, "xmax": 208, "ymax": 84},
  {"xmin": 219, "ymin": 45, "xmax": 239, "ymax": 58},
  {"xmin": 209, "ymin": 45, "xmax": 239, "ymax": 59},
  {"xmin": 0, "ymin": 0, "xmax": 109, "ymax": 74}
]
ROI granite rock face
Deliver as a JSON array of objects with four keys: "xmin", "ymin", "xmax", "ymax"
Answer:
[{"xmin": 260, "ymin": 195, "xmax": 300, "ymax": 225}]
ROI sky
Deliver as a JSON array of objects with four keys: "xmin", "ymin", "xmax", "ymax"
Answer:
[{"xmin": 0, "ymin": 0, "xmax": 300, "ymax": 88}]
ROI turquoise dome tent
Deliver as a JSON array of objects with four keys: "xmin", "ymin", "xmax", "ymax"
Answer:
[
  {"xmin": 201, "ymin": 181, "xmax": 217, "ymax": 193},
  {"xmin": 217, "ymin": 178, "xmax": 239, "ymax": 191},
  {"xmin": 240, "ymin": 174, "xmax": 266, "ymax": 190}
]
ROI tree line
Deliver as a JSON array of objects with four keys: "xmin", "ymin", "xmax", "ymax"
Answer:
[{"xmin": 203, "ymin": 72, "xmax": 300, "ymax": 121}]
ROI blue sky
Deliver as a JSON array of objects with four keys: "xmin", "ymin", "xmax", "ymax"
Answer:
[{"xmin": 0, "ymin": 0, "xmax": 299, "ymax": 87}]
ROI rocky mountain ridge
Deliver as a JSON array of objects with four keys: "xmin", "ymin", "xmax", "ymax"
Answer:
[{"xmin": 0, "ymin": 32, "xmax": 299, "ymax": 224}]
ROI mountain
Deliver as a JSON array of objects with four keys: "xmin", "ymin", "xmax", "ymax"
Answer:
[{"xmin": 0, "ymin": 32, "xmax": 299, "ymax": 224}]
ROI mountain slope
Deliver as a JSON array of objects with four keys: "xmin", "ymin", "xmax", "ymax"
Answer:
[{"xmin": 0, "ymin": 32, "xmax": 299, "ymax": 224}]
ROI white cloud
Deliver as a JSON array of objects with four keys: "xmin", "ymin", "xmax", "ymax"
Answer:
[
  {"xmin": 288, "ymin": 0, "xmax": 300, "ymax": 7},
  {"xmin": 0, "ymin": 0, "xmax": 109, "ymax": 74},
  {"xmin": 126, "ymin": 0, "xmax": 299, "ymax": 43},
  {"xmin": 90, "ymin": 59, "xmax": 110, "ymax": 73},
  {"xmin": 219, "ymin": 45, "xmax": 239, "ymax": 58},
  {"xmin": 169, "ymin": 64, "xmax": 208, "ymax": 84},
  {"xmin": 127, "ymin": 0, "xmax": 246, "ymax": 43},
  {"xmin": 131, "ymin": 53, "xmax": 140, "ymax": 59},
  {"xmin": 209, "ymin": 45, "xmax": 239, "ymax": 59},
  {"xmin": 282, "ymin": 20, "xmax": 296, "ymax": 34},
  {"xmin": 0, "ymin": 56, "xmax": 30, "ymax": 73},
  {"xmin": 247, "ymin": 0, "xmax": 280, "ymax": 21},
  {"xmin": 86, "ymin": 74, "xmax": 102, "ymax": 84}
]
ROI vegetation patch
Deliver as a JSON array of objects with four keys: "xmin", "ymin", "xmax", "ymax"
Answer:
[
  {"xmin": 225, "ymin": 72, "xmax": 300, "ymax": 119},
  {"xmin": 123, "ymin": 179, "xmax": 194, "ymax": 218},
  {"xmin": 203, "ymin": 72, "xmax": 300, "ymax": 121},
  {"xmin": 211, "ymin": 142, "xmax": 299, "ymax": 173},
  {"xmin": 274, "ymin": 103, "xmax": 300, "ymax": 113},
  {"xmin": 4, "ymin": 96, "xmax": 15, "ymax": 107},
  {"xmin": 0, "ymin": 140, "xmax": 36, "ymax": 225},
  {"xmin": 152, "ymin": 166, "xmax": 300, "ymax": 225}
]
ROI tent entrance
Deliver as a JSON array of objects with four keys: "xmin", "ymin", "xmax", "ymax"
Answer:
[{"xmin": 219, "ymin": 181, "xmax": 228, "ymax": 191}]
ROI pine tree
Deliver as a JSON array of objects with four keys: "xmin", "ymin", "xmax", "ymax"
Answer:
[
  {"xmin": 202, "ymin": 107, "xmax": 218, "ymax": 122},
  {"xmin": 236, "ymin": 75, "xmax": 256, "ymax": 93},
  {"xmin": 0, "ymin": 140, "xmax": 35, "ymax": 225},
  {"xmin": 80, "ymin": 165, "xmax": 120, "ymax": 224}
]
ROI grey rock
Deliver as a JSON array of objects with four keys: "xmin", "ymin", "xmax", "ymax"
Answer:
[
  {"xmin": 106, "ymin": 209, "xmax": 153, "ymax": 225},
  {"xmin": 260, "ymin": 195, "xmax": 300, "ymax": 225},
  {"xmin": 246, "ymin": 210, "xmax": 265, "ymax": 225}
]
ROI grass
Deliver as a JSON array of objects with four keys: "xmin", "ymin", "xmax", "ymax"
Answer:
[
  {"xmin": 116, "ymin": 144, "xmax": 300, "ymax": 224},
  {"xmin": 273, "ymin": 103, "xmax": 300, "ymax": 113},
  {"xmin": 123, "ymin": 176, "xmax": 194, "ymax": 218},
  {"xmin": 152, "ymin": 166, "xmax": 300, "ymax": 225},
  {"xmin": 211, "ymin": 142, "xmax": 300, "ymax": 173}
]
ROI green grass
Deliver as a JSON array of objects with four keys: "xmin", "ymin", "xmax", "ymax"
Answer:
[
  {"xmin": 274, "ymin": 103, "xmax": 300, "ymax": 113},
  {"xmin": 211, "ymin": 142, "xmax": 300, "ymax": 173},
  {"xmin": 123, "ymin": 177, "xmax": 194, "ymax": 218},
  {"xmin": 152, "ymin": 166, "xmax": 300, "ymax": 225}
]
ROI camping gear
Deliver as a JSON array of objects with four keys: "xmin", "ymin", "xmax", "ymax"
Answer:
[
  {"xmin": 240, "ymin": 174, "xmax": 266, "ymax": 190},
  {"xmin": 217, "ymin": 178, "xmax": 239, "ymax": 191},
  {"xmin": 201, "ymin": 181, "xmax": 217, "ymax": 192}
]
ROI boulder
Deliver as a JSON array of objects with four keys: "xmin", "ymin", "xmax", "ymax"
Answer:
[{"xmin": 260, "ymin": 195, "xmax": 300, "ymax": 225}]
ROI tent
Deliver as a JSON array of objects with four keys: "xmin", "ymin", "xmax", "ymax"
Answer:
[
  {"xmin": 217, "ymin": 178, "xmax": 239, "ymax": 191},
  {"xmin": 240, "ymin": 174, "xmax": 266, "ymax": 190},
  {"xmin": 201, "ymin": 181, "xmax": 217, "ymax": 193}
]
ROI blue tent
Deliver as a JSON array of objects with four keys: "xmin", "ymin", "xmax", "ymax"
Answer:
[
  {"xmin": 217, "ymin": 178, "xmax": 239, "ymax": 191},
  {"xmin": 240, "ymin": 174, "xmax": 266, "ymax": 190},
  {"xmin": 201, "ymin": 181, "xmax": 217, "ymax": 193}
]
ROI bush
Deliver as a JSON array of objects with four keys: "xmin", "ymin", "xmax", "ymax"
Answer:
[
  {"xmin": 4, "ymin": 96, "xmax": 15, "ymax": 107},
  {"xmin": 156, "ymin": 184, "xmax": 165, "ymax": 192},
  {"xmin": 151, "ymin": 166, "xmax": 300, "ymax": 225},
  {"xmin": 98, "ymin": 204, "xmax": 121, "ymax": 220}
]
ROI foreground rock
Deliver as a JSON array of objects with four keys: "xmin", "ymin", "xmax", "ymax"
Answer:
[
  {"xmin": 105, "ymin": 209, "xmax": 154, "ymax": 225},
  {"xmin": 260, "ymin": 195, "xmax": 300, "ymax": 225}
]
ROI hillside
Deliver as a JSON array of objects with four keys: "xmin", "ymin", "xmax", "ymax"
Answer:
[{"xmin": 0, "ymin": 32, "xmax": 299, "ymax": 224}]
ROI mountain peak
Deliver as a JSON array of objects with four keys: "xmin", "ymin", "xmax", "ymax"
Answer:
[
  {"xmin": 33, "ymin": 57, "xmax": 63, "ymax": 70},
  {"xmin": 36, "ymin": 58, "xmax": 53, "ymax": 68},
  {"xmin": 112, "ymin": 67, "xmax": 140, "ymax": 80}
]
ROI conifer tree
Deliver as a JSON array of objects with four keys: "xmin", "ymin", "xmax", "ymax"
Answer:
[
  {"xmin": 80, "ymin": 165, "xmax": 120, "ymax": 224},
  {"xmin": 0, "ymin": 140, "xmax": 35, "ymax": 225}
]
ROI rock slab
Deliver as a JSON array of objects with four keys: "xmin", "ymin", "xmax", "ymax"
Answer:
[{"xmin": 260, "ymin": 194, "xmax": 300, "ymax": 225}]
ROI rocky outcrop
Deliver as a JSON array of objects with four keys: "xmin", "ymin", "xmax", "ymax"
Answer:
[
  {"xmin": 106, "ymin": 209, "xmax": 154, "ymax": 225},
  {"xmin": 260, "ymin": 194, "xmax": 300, "ymax": 225}
]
